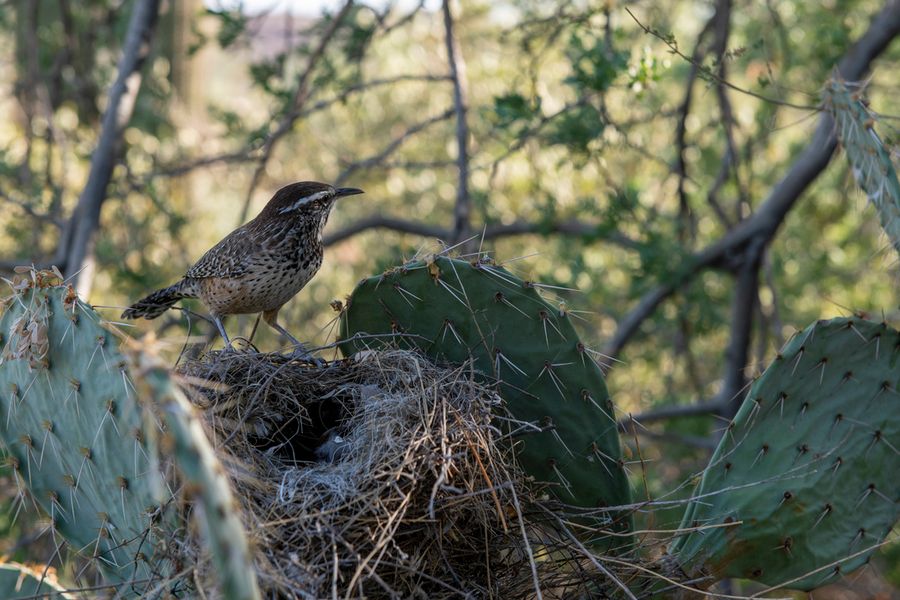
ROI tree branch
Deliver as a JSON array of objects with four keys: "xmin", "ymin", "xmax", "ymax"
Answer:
[
  {"xmin": 323, "ymin": 215, "xmax": 642, "ymax": 250},
  {"xmin": 620, "ymin": 400, "xmax": 726, "ymax": 428},
  {"xmin": 481, "ymin": 220, "xmax": 641, "ymax": 250},
  {"xmin": 335, "ymin": 109, "xmax": 455, "ymax": 184},
  {"xmin": 710, "ymin": 0, "xmax": 750, "ymax": 223},
  {"xmin": 718, "ymin": 238, "xmax": 764, "ymax": 417},
  {"xmin": 324, "ymin": 216, "xmax": 448, "ymax": 246},
  {"xmin": 63, "ymin": 0, "xmax": 162, "ymax": 293},
  {"xmin": 673, "ymin": 11, "xmax": 715, "ymax": 240},
  {"xmin": 237, "ymin": 0, "xmax": 354, "ymax": 225},
  {"xmin": 602, "ymin": 0, "xmax": 900, "ymax": 362},
  {"xmin": 137, "ymin": 76, "xmax": 452, "ymax": 186},
  {"xmin": 442, "ymin": 0, "xmax": 472, "ymax": 244}
]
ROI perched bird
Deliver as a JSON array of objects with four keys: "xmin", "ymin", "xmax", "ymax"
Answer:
[{"xmin": 122, "ymin": 181, "xmax": 364, "ymax": 353}]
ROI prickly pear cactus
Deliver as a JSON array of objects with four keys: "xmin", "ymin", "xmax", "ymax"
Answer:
[
  {"xmin": 824, "ymin": 75, "xmax": 900, "ymax": 258},
  {"xmin": 0, "ymin": 270, "xmax": 260, "ymax": 599},
  {"xmin": 338, "ymin": 256, "xmax": 631, "ymax": 527},
  {"xmin": 0, "ymin": 271, "xmax": 171, "ymax": 591},
  {"xmin": 670, "ymin": 316, "xmax": 900, "ymax": 591}
]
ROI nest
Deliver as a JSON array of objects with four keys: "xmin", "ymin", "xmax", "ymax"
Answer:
[{"xmin": 177, "ymin": 348, "xmax": 634, "ymax": 599}]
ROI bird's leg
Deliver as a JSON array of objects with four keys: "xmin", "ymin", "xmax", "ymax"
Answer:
[
  {"xmin": 212, "ymin": 315, "xmax": 234, "ymax": 351},
  {"xmin": 247, "ymin": 313, "xmax": 262, "ymax": 344},
  {"xmin": 262, "ymin": 308, "xmax": 320, "ymax": 363}
]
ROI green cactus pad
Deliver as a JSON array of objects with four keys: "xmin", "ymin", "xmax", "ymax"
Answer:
[
  {"xmin": 670, "ymin": 316, "xmax": 900, "ymax": 591},
  {"xmin": 0, "ymin": 275, "xmax": 170, "ymax": 591},
  {"xmin": 338, "ymin": 256, "xmax": 631, "ymax": 532},
  {"xmin": 0, "ymin": 272, "xmax": 260, "ymax": 598},
  {"xmin": 824, "ymin": 76, "xmax": 900, "ymax": 258}
]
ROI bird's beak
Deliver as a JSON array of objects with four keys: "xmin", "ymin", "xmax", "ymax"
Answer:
[{"xmin": 335, "ymin": 187, "xmax": 364, "ymax": 198}]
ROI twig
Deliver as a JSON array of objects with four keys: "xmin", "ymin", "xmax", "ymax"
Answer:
[
  {"xmin": 709, "ymin": 0, "xmax": 751, "ymax": 222},
  {"xmin": 673, "ymin": 10, "xmax": 715, "ymax": 240},
  {"xmin": 324, "ymin": 216, "xmax": 447, "ymax": 246},
  {"xmin": 625, "ymin": 7, "xmax": 818, "ymax": 111},
  {"xmin": 323, "ymin": 215, "xmax": 642, "ymax": 250},
  {"xmin": 619, "ymin": 400, "xmax": 726, "ymax": 427},
  {"xmin": 482, "ymin": 219, "xmax": 641, "ymax": 250},
  {"xmin": 335, "ymin": 109, "xmax": 455, "ymax": 184},
  {"xmin": 301, "ymin": 74, "xmax": 451, "ymax": 117},
  {"xmin": 507, "ymin": 483, "xmax": 544, "ymax": 600}
]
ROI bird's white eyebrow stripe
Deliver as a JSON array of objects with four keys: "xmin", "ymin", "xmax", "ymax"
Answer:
[{"xmin": 278, "ymin": 190, "xmax": 332, "ymax": 213}]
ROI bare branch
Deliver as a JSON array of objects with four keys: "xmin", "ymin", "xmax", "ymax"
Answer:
[
  {"xmin": 442, "ymin": 0, "xmax": 472, "ymax": 244},
  {"xmin": 718, "ymin": 238, "xmax": 764, "ymax": 417},
  {"xmin": 323, "ymin": 215, "xmax": 643, "ymax": 250},
  {"xmin": 481, "ymin": 220, "xmax": 641, "ymax": 250},
  {"xmin": 380, "ymin": 0, "xmax": 426, "ymax": 34},
  {"xmin": 380, "ymin": 160, "xmax": 457, "ymax": 171},
  {"xmin": 136, "ymin": 75, "xmax": 452, "ymax": 186},
  {"xmin": 619, "ymin": 426, "xmax": 719, "ymax": 450},
  {"xmin": 620, "ymin": 400, "xmax": 726, "ymax": 428},
  {"xmin": 299, "ymin": 74, "xmax": 451, "ymax": 118},
  {"xmin": 325, "ymin": 216, "xmax": 448, "ymax": 246},
  {"xmin": 335, "ymin": 109, "xmax": 455, "ymax": 184},
  {"xmin": 149, "ymin": 150, "xmax": 254, "ymax": 180},
  {"xmin": 673, "ymin": 11, "xmax": 715, "ymax": 240},
  {"xmin": 709, "ymin": 0, "xmax": 750, "ymax": 222},
  {"xmin": 602, "ymin": 0, "xmax": 900, "ymax": 363},
  {"xmin": 626, "ymin": 6, "xmax": 818, "ymax": 111},
  {"xmin": 63, "ymin": 0, "xmax": 162, "ymax": 293},
  {"xmin": 237, "ymin": 0, "xmax": 355, "ymax": 225},
  {"xmin": 324, "ymin": 215, "xmax": 641, "ymax": 250}
]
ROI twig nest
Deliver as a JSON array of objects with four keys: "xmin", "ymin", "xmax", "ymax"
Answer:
[{"xmin": 178, "ymin": 349, "xmax": 622, "ymax": 599}]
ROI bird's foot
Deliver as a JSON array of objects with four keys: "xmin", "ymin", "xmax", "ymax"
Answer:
[{"xmin": 288, "ymin": 343, "xmax": 326, "ymax": 367}]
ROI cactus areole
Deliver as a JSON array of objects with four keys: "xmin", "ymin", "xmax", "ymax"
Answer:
[{"xmin": 338, "ymin": 256, "xmax": 632, "ymax": 535}]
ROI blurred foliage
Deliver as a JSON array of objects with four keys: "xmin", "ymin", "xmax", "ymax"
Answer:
[{"xmin": 0, "ymin": 0, "xmax": 898, "ymax": 589}]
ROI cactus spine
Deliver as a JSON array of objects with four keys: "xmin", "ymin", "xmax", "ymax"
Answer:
[{"xmin": 158, "ymin": 377, "xmax": 262, "ymax": 600}]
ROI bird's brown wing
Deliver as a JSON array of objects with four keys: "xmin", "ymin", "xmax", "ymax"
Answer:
[{"xmin": 184, "ymin": 225, "xmax": 261, "ymax": 279}]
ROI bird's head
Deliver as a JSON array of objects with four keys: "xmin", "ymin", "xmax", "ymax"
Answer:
[{"xmin": 261, "ymin": 181, "xmax": 364, "ymax": 221}]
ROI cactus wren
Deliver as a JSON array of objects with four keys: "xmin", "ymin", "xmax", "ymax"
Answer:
[{"xmin": 122, "ymin": 181, "xmax": 364, "ymax": 351}]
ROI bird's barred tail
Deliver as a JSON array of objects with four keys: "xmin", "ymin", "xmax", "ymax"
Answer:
[{"xmin": 121, "ymin": 280, "xmax": 196, "ymax": 320}]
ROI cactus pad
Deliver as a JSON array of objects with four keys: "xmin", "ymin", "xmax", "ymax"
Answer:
[
  {"xmin": 0, "ymin": 272, "xmax": 170, "ymax": 590},
  {"xmin": 824, "ymin": 75, "xmax": 900, "ymax": 259},
  {"xmin": 0, "ymin": 271, "xmax": 260, "ymax": 598},
  {"xmin": 670, "ymin": 316, "xmax": 900, "ymax": 590},
  {"xmin": 338, "ymin": 256, "xmax": 631, "ymax": 530}
]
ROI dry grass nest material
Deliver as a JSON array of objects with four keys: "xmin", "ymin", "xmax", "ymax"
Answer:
[{"xmin": 177, "ymin": 348, "xmax": 628, "ymax": 599}]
